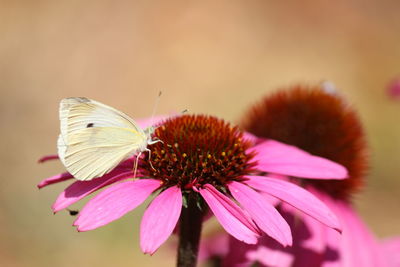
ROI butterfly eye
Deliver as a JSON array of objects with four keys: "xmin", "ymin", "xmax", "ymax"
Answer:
[{"xmin": 86, "ymin": 123, "xmax": 94, "ymax": 128}]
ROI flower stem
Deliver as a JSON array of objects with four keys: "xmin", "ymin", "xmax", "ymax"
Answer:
[{"xmin": 177, "ymin": 193, "xmax": 204, "ymax": 267}]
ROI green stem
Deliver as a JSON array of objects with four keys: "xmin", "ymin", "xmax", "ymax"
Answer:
[{"xmin": 177, "ymin": 193, "xmax": 204, "ymax": 267}]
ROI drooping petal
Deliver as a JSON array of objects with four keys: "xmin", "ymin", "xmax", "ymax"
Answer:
[
  {"xmin": 199, "ymin": 184, "xmax": 260, "ymax": 244},
  {"xmin": 247, "ymin": 140, "xmax": 348, "ymax": 179},
  {"xmin": 38, "ymin": 154, "xmax": 59, "ymax": 163},
  {"xmin": 245, "ymin": 176, "xmax": 341, "ymax": 232},
  {"xmin": 140, "ymin": 186, "xmax": 182, "ymax": 254},
  {"xmin": 74, "ymin": 179, "xmax": 161, "ymax": 231},
  {"xmin": 228, "ymin": 181, "xmax": 292, "ymax": 246},
  {"xmin": 37, "ymin": 172, "xmax": 74, "ymax": 189},
  {"xmin": 52, "ymin": 171, "xmax": 133, "ymax": 212}
]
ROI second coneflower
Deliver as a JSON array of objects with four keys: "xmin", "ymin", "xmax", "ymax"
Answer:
[
  {"xmin": 241, "ymin": 84, "xmax": 367, "ymax": 200},
  {"xmin": 39, "ymin": 114, "xmax": 348, "ymax": 266},
  {"xmin": 220, "ymin": 84, "xmax": 397, "ymax": 267}
]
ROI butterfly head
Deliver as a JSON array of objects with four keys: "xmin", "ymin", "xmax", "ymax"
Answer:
[
  {"xmin": 144, "ymin": 126, "xmax": 155, "ymax": 137},
  {"xmin": 144, "ymin": 126, "xmax": 161, "ymax": 145}
]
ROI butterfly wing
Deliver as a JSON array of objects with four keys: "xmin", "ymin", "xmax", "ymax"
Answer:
[
  {"xmin": 59, "ymin": 97, "xmax": 144, "ymax": 139},
  {"xmin": 57, "ymin": 97, "xmax": 148, "ymax": 181},
  {"xmin": 57, "ymin": 134, "xmax": 67, "ymax": 165},
  {"xmin": 64, "ymin": 127, "xmax": 146, "ymax": 181}
]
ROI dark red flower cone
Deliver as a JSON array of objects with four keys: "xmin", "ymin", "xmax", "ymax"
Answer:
[{"xmin": 241, "ymin": 85, "xmax": 368, "ymax": 200}]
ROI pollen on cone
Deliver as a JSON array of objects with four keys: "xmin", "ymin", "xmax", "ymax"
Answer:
[{"xmin": 140, "ymin": 114, "xmax": 256, "ymax": 188}]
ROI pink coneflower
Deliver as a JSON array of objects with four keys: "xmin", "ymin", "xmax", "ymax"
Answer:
[
  {"xmin": 219, "ymin": 84, "xmax": 399, "ymax": 267},
  {"xmin": 241, "ymin": 84, "xmax": 367, "ymax": 200},
  {"xmin": 387, "ymin": 78, "xmax": 400, "ymax": 100},
  {"xmin": 223, "ymin": 189, "xmax": 400, "ymax": 267},
  {"xmin": 39, "ymin": 114, "xmax": 347, "ymax": 265},
  {"xmin": 222, "ymin": 191, "xmax": 390, "ymax": 267}
]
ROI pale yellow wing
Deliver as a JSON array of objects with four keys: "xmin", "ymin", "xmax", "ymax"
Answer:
[
  {"xmin": 57, "ymin": 97, "xmax": 148, "ymax": 181},
  {"xmin": 57, "ymin": 134, "xmax": 67, "ymax": 165},
  {"xmin": 63, "ymin": 127, "xmax": 147, "ymax": 181},
  {"xmin": 59, "ymin": 97, "xmax": 145, "ymax": 141}
]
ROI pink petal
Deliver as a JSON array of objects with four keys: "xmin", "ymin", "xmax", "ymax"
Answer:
[
  {"xmin": 247, "ymin": 245, "xmax": 294, "ymax": 267},
  {"xmin": 259, "ymin": 174, "xmax": 285, "ymax": 206},
  {"xmin": 327, "ymin": 199, "xmax": 385, "ymax": 267},
  {"xmin": 52, "ymin": 171, "xmax": 133, "ymax": 212},
  {"xmin": 140, "ymin": 186, "xmax": 182, "ymax": 254},
  {"xmin": 38, "ymin": 154, "xmax": 59, "ymax": 163},
  {"xmin": 259, "ymin": 192, "xmax": 281, "ymax": 206},
  {"xmin": 247, "ymin": 140, "xmax": 348, "ymax": 179},
  {"xmin": 281, "ymin": 203, "xmax": 327, "ymax": 267},
  {"xmin": 229, "ymin": 181, "xmax": 292, "ymax": 246},
  {"xmin": 37, "ymin": 172, "xmax": 74, "ymax": 189},
  {"xmin": 242, "ymin": 131, "xmax": 259, "ymax": 145},
  {"xmin": 74, "ymin": 179, "xmax": 161, "ymax": 231},
  {"xmin": 198, "ymin": 234, "xmax": 229, "ymax": 260},
  {"xmin": 381, "ymin": 237, "xmax": 400, "ymax": 267},
  {"xmin": 199, "ymin": 184, "xmax": 260, "ymax": 244},
  {"xmin": 286, "ymin": 204, "xmax": 327, "ymax": 254},
  {"xmin": 136, "ymin": 115, "xmax": 169, "ymax": 128},
  {"xmin": 245, "ymin": 176, "xmax": 341, "ymax": 232}
]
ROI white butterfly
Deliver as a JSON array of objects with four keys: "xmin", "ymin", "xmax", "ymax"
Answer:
[{"xmin": 57, "ymin": 97, "xmax": 161, "ymax": 181}]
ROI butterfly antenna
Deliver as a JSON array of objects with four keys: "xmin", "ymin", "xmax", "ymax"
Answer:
[{"xmin": 150, "ymin": 91, "xmax": 162, "ymax": 127}]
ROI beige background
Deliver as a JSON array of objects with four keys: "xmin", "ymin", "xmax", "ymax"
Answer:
[{"xmin": 1, "ymin": 1, "xmax": 399, "ymax": 266}]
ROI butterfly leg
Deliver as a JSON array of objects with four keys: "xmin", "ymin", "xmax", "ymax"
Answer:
[
  {"xmin": 148, "ymin": 138, "xmax": 163, "ymax": 145},
  {"xmin": 133, "ymin": 152, "xmax": 141, "ymax": 179},
  {"xmin": 145, "ymin": 148, "xmax": 157, "ymax": 171}
]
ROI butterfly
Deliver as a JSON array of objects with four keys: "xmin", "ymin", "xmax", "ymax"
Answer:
[{"xmin": 57, "ymin": 97, "xmax": 161, "ymax": 181}]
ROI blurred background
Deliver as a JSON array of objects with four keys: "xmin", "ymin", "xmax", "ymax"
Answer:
[{"xmin": 1, "ymin": 1, "xmax": 399, "ymax": 266}]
